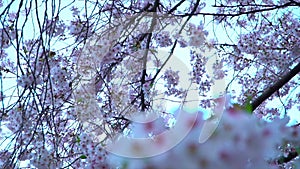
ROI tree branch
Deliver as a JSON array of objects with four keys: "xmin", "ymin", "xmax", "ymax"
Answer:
[
  {"xmin": 168, "ymin": 0, "xmax": 186, "ymax": 14},
  {"xmin": 248, "ymin": 62, "xmax": 300, "ymax": 111},
  {"xmin": 175, "ymin": 1, "xmax": 296, "ymax": 18}
]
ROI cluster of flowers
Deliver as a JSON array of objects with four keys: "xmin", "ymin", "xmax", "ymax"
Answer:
[
  {"xmin": 107, "ymin": 96, "xmax": 300, "ymax": 169},
  {"xmin": 212, "ymin": 60, "xmax": 226, "ymax": 79},
  {"xmin": 72, "ymin": 133, "xmax": 110, "ymax": 169},
  {"xmin": 190, "ymin": 51, "xmax": 208, "ymax": 84},
  {"xmin": 68, "ymin": 18, "xmax": 93, "ymax": 41},
  {"xmin": 0, "ymin": 27, "xmax": 16, "ymax": 49},
  {"xmin": 14, "ymin": 131, "xmax": 110, "ymax": 169},
  {"xmin": 16, "ymin": 73, "xmax": 42, "ymax": 88},
  {"xmin": 163, "ymin": 69, "xmax": 183, "ymax": 97},
  {"xmin": 155, "ymin": 31, "xmax": 173, "ymax": 47},
  {"xmin": 187, "ymin": 23, "xmax": 208, "ymax": 47},
  {"xmin": 127, "ymin": 71, "xmax": 153, "ymax": 109}
]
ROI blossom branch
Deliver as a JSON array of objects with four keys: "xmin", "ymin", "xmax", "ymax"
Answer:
[
  {"xmin": 249, "ymin": 62, "xmax": 300, "ymax": 111},
  {"xmin": 174, "ymin": 1, "xmax": 297, "ymax": 18}
]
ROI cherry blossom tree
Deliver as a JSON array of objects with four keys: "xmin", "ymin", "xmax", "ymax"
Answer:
[{"xmin": 0, "ymin": 0, "xmax": 299, "ymax": 168}]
